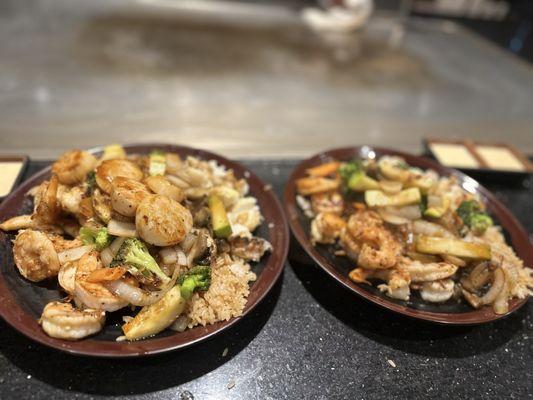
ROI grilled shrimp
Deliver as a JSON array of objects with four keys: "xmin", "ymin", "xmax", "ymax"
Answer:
[
  {"xmin": 110, "ymin": 177, "xmax": 150, "ymax": 217},
  {"xmin": 399, "ymin": 257, "xmax": 458, "ymax": 282},
  {"xmin": 0, "ymin": 215, "xmax": 33, "ymax": 231},
  {"xmin": 0, "ymin": 214, "xmax": 60, "ymax": 233},
  {"xmin": 377, "ymin": 269, "xmax": 411, "ymax": 301},
  {"xmin": 144, "ymin": 175, "xmax": 184, "ymax": 202},
  {"xmin": 51, "ymin": 150, "xmax": 97, "ymax": 186},
  {"xmin": 95, "ymin": 159, "xmax": 143, "ymax": 194},
  {"xmin": 58, "ymin": 261, "xmax": 77, "ymax": 294},
  {"xmin": 310, "ymin": 192, "xmax": 344, "ymax": 215},
  {"xmin": 48, "ymin": 234, "xmax": 83, "ymax": 252},
  {"xmin": 33, "ymin": 175, "xmax": 61, "ymax": 224},
  {"xmin": 310, "ymin": 212, "xmax": 346, "ymax": 244},
  {"xmin": 135, "ymin": 194, "xmax": 193, "ymax": 246},
  {"xmin": 339, "ymin": 227, "xmax": 361, "ymax": 260},
  {"xmin": 172, "ymin": 166, "xmax": 210, "ymax": 188},
  {"xmin": 40, "ymin": 301, "xmax": 105, "ymax": 340},
  {"xmin": 58, "ymin": 185, "xmax": 85, "ymax": 215},
  {"xmin": 349, "ymin": 267, "xmax": 390, "ymax": 283},
  {"xmin": 74, "ymin": 252, "xmax": 128, "ymax": 311},
  {"xmin": 342, "ymin": 210, "xmax": 402, "ymax": 269},
  {"xmin": 13, "ymin": 229, "xmax": 61, "ymax": 281},
  {"xmin": 296, "ymin": 177, "xmax": 340, "ymax": 196},
  {"xmin": 349, "ymin": 266, "xmax": 411, "ymax": 300},
  {"xmin": 420, "ymin": 279, "xmax": 455, "ymax": 303},
  {"xmin": 358, "ymin": 243, "xmax": 400, "ymax": 270}
]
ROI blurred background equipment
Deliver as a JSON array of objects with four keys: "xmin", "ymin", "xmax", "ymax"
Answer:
[
  {"xmin": 0, "ymin": 0, "xmax": 531, "ymax": 159},
  {"xmin": 412, "ymin": 0, "xmax": 533, "ymax": 61},
  {"xmin": 302, "ymin": 0, "xmax": 374, "ymax": 32}
]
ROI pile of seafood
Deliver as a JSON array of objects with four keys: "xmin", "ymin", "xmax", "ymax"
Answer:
[
  {"xmin": 296, "ymin": 156, "xmax": 532, "ymax": 314},
  {"xmin": 0, "ymin": 145, "xmax": 271, "ymax": 341}
]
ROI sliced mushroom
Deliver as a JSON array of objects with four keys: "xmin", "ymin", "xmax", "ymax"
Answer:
[
  {"xmin": 462, "ymin": 267, "xmax": 505, "ymax": 309},
  {"xmin": 182, "ymin": 228, "xmax": 216, "ymax": 266},
  {"xmin": 460, "ymin": 262, "xmax": 491, "ymax": 292}
]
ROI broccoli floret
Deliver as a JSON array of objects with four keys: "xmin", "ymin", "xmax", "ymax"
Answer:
[
  {"xmin": 339, "ymin": 159, "xmax": 364, "ymax": 183},
  {"xmin": 79, "ymin": 226, "xmax": 113, "ymax": 250},
  {"xmin": 111, "ymin": 238, "xmax": 170, "ymax": 283},
  {"xmin": 79, "ymin": 226, "xmax": 94, "ymax": 245},
  {"xmin": 86, "ymin": 171, "xmax": 96, "ymax": 196},
  {"xmin": 178, "ymin": 266, "xmax": 212, "ymax": 300},
  {"xmin": 469, "ymin": 214, "xmax": 493, "ymax": 235},
  {"xmin": 94, "ymin": 229, "xmax": 112, "ymax": 250},
  {"xmin": 456, "ymin": 199, "xmax": 480, "ymax": 220},
  {"xmin": 456, "ymin": 200, "xmax": 493, "ymax": 235},
  {"xmin": 338, "ymin": 159, "xmax": 378, "ymax": 192}
]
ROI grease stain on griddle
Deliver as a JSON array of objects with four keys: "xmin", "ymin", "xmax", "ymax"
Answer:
[{"xmin": 75, "ymin": 15, "xmax": 431, "ymax": 88}]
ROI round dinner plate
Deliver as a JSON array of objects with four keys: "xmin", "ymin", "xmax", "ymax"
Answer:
[
  {"xmin": 284, "ymin": 146, "xmax": 532, "ymax": 325},
  {"xmin": 0, "ymin": 143, "xmax": 289, "ymax": 357}
]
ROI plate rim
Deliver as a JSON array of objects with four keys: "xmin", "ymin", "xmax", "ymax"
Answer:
[
  {"xmin": 284, "ymin": 145, "xmax": 530, "ymax": 325},
  {"xmin": 0, "ymin": 143, "xmax": 289, "ymax": 357}
]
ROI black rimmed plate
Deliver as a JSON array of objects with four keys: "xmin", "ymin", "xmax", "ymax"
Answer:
[
  {"xmin": 0, "ymin": 143, "xmax": 289, "ymax": 357},
  {"xmin": 284, "ymin": 146, "xmax": 531, "ymax": 325}
]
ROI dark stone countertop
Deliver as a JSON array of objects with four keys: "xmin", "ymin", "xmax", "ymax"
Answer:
[{"xmin": 0, "ymin": 159, "xmax": 531, "ymax": 400}]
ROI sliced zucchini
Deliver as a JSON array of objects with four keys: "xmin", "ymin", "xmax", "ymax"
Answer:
[
  {"xmin": 424, "ymin": 208, "xmax": 445, "ymax": 218},
  {"xmin": 365, "ymin": 188, "xmax": 421, "ymax": 207},
  {"xmin": 210, "ymin": 186, "xmax": 240, "ymax": 209},
  {"xmin": 424, "ymin": 196, "xmax": 450, "ymax": 218},
  {"xmin": 416, "ymin": 236, "xmax": 491, "ymax": 260},
  {"xmin": 149, "ymin": 150, "xmax": 166, "ymax": 176},
  {"xmin": 348, "ymin": 173, "xmax": 379, "ymax": 192},
  {"xmin": 123, "ymin": 285, "xmax": 184, "ymax": 340},
  {"xmin": 101, "ymin": 144, "xmax": 126, "ymax": 160},
  {"xmin": 208, "ymin": 194, "xmax": 233, "ymax": 238},
  {"xmin": 407, "ymin": 176, "xmax": 435, "ymax": 194}
]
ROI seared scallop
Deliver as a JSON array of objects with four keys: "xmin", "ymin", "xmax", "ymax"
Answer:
[
  {"xmin": 111, "ymin": 177, "xmax": 151, "ymax": 217},
  {"xmin": 95, "ymin": 159, "xmax": 143, "ymax": 194},
  {"xmin": 144, "ymin": 175, "xmax": 184, "ymax": 202},
  {"xmin": 135, "ymin": 194, "xmax": 193, "ymax": 246}
]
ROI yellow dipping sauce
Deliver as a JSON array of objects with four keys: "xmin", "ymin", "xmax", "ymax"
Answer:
[
  {"xmin": 429, "ymin": 143, "xmax": 479, "ymax": 168},
  {"xmin": 0, "ymin": 161, "xmax": 23, "ymax": 197}
]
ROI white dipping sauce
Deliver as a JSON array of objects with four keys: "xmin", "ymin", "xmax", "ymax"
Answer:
[
  {"xmin": 0, "ymin": 161, "xmax": 23, "ymax": 197},
  {"xmin": 476, "ymin": 146, "xmax": 525, "ymax": 171},
  {"xmin": 429, "ymin": 143, "xmax": 479, "ymax": 168}
]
